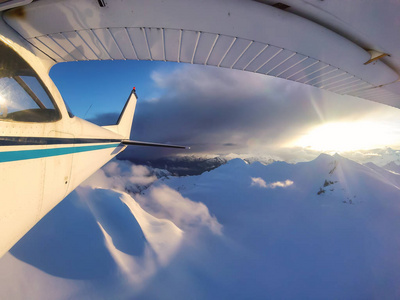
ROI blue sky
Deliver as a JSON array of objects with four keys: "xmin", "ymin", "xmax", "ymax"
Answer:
[
  {"xmin": 50, "ymin": 61, "xmax": 400, "ymax": 161},
  {"xmin": 50, "ymin": 60, "xmax": 179, "ymax": 119}
]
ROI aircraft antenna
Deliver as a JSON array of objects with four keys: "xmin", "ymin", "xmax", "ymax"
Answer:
[{"xmin": 83, "ymin": 103, "xmax": 93, "ymax": 119}]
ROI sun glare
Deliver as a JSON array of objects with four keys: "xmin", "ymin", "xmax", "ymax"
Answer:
[{"xmin": 290, "ymin": 121, "xmax": 400, "ymax": 152}]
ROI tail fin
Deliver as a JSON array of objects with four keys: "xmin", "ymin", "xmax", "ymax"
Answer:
[
  {"xmin": 104, "ymin": 88, "xmax": 190, "ymax": 150},
  {"xmin": 103, "ymin": 89, "xmax": 137, "ymax": 139}
]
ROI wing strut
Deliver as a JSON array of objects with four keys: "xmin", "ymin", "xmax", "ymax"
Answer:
[{"xmin": 122, "ymin": 140, "xmax": 189, "ymax": 149}]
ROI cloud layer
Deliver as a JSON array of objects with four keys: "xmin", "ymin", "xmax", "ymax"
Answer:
[{"xmin": 85, "ymin": 63, "xmax": 400, "ymax": 161}]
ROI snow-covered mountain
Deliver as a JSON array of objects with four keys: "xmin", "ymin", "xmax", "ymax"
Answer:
[
  {"xmin": 1, "ymin": 154, "xmax": 400, "ymax": 299},
  {"xmin": 122, "ymin": 153, "xmax": 278, "ymax": 176},
  {"xmin": 119, "ymin": 147, "xmax": 400, "ymax": 178},
  {"xmin": 340, "ymin": 147, "xmax": 400, "ymax": 166},
  {"xmin": 383, "ymin": 161, "xmax": 400, "ymax": 174}
]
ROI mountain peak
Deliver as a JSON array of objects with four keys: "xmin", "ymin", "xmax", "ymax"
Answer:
[
  {"xmin": 313, "ymin": 153, "xmax": 334, "ymax": 163},
  {"xmin": 332, "ymin": 153, "xmax": 342, "ymax": 158},
  {"xmin": 226, "ymin": 158, "xmax": 247, "ymax": 166},
  {"xmin": 383, "ymin": 161, "xmax": 400, "ymax": 173}
]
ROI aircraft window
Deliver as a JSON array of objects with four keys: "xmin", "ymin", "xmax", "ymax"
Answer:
[
  {"xmin": 0, "ymin": 41, "xmax": 61, "ymax": 122},
  {"xmin": 19, "ymin": 75, "xmax": 55, "ymax": 109}
]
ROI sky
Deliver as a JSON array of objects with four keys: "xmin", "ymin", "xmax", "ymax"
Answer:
[{"xmin": 50, "ymin": 60, "xmax": 400, "ymax": 161}]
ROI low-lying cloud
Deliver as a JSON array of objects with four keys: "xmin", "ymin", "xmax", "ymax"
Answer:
[
  {"xmin": 251, "ymin": 177, "xmax": 294, "ymax": 189},
  {"xmin": 136, "ymin": 185, "xmax": 222, "ymax": 235},
  {"xmin": 82, "ymin": 160, "xmax": 161, "ymax": 192},
  {"xmin": 82, "ymin": 159, "xmax": 222, "ymax": 235}
]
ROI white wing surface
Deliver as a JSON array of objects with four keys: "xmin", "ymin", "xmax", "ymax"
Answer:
[{"xmin": 3, "ymin": 0, "xmax": 400, "ymax": 107}]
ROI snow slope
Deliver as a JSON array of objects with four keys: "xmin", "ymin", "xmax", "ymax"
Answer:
[{"xmin": 1, "ymin": 154, "xmax": 400, "ymax": 299}]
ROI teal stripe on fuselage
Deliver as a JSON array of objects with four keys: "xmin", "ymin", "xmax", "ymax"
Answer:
[{"xmin": 0, "ymin": 143, "xmax": 121, "ymax": 163}]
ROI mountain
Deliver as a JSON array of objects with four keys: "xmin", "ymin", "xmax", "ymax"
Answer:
[
  {"xmin": 120, "ymin": 153, "xmax": 278, "ymax": 177},
  {"xmin": 1, "ymin": 154, "xmax": 400, "ymax": 299},
  {"xmin": 383, "ymin": 161, "xmax": 400, "ymax": 174},
  {"xmin": 341, "ymin": 147, "xmax": 400, "ymax": 166}
]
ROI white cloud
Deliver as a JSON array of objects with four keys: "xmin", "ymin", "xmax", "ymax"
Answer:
[
  {"xmin": 128, "ymin": 174, "xmax": 157, "ymax": 186},
  {"xmin": 103, "ymin": 160, "xmax": 120, "ymax": 175},
  {"xmin": 118, "ymin": 191, "xmax": 183, "ymax": 265},
  {"xmin": 269, "ymin": 180, "xmax": 294, "ymax": 188},
  {"xmin": 80, "ymin": 169, "xmax": 112, "ymax": 189},
  {"xmin": 137, "ymin": 184, "xmax": 222, "ymax": 235},
  {"xmin": 251, "ymin": 177, "xmax": 268, "ymax": 188},
  {"xmin": 129, "ymin": 165, "xmax": 158, "ymax": 185},
  {"xmin": 251, "ymin": 177, "xmax": 294, "ymax": 189},
  {"xmin": 94, "ymin": 189, "xmax": 183, "ymax": 288},
  {"xmin": 151, "ymin": 64, "xmax": 276, "ymax": 100},
  {"xmin": 82, "ymin": 160, "xmax": 222, "ymax": 235},
  {"xmin": 130, "ymin": 164, "xmax": 151, "ymax": 177},
  {"xmin": 82, "ymin": 160, "xmax": 159, "ymax": 191}
]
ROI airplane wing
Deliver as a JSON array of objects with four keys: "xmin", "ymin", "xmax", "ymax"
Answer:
[{"xmin": 1, "ymin": 0, "xmax": 399, "ymax": 107}]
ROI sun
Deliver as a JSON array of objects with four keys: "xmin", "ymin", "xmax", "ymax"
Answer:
[{"xmin": 289, "ymin": 121, "xmax": 400, "ymax": 152}]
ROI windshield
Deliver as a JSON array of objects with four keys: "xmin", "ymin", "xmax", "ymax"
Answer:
[{"xmin": 0, "ymin": 40, "xmax": 60, "ymax": 122}]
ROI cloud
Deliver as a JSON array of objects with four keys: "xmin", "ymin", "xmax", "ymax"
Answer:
[
  {"xmin": 251, "ymin": 177, "xmax": 268, "ymax": 188},
  {"xmin": 54, "ymin": 59, "xmax": 400, "ymax": 163},
  {"xmin": 82, "ymin": 159, "xmax": 222, "ymax": 235},
  {"xmin": 136, "ymin": 185, "xmax": 222, "ymax": 235},
  {"xmin": 251, "ymin": 177, "xmax": 294, "ymax": 189},
  {"xmin": 269, "ymin": 180, "xmax": 294, "ymax": 188},
  {"xmin": 82, "ymin": 160, "xmax": 160, "ymax": 192},
  {"xmin": 76, "ymin": 159, "xmax": 223, "ymax": 288},
  {"xmin": 94, "ymin": 189, "xmax": 183, "ymax": 285},
  {"xmin": 113, "ymin": 63, "xmax": 400, "ymax": 161}
]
